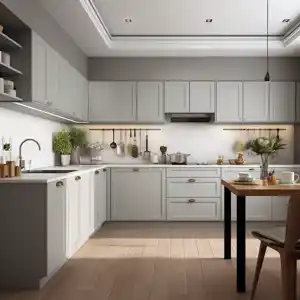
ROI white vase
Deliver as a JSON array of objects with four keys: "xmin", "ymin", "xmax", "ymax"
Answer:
[{"xmin": 61, "ymin": 155, "xmax": 70, "ymax": 166}]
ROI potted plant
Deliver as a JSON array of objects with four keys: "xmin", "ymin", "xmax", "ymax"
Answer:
[
  {"xmin": 69, "ymin": 127, "xmax": 87, "ymax": 165},
  {"xmin": 53, "ymin": 129, "xmax": 72, "ymax": 166},
  {"xmin": 245, "ymin": 136, "xmax": 286, "ymax": 179}
]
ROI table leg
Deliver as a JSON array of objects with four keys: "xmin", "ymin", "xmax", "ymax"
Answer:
[
  {"xmin": 224, "ymin": 186, "xmax": 231, "ymax": 259},
  {"xmin": 236, "ymin": 195, "xmax": 246, "ymax": 293}
]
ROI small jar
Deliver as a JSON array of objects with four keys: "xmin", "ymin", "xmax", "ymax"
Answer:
[{"xmin": 263, "ymin": 178, "xmax": 269, "ymax": 186}]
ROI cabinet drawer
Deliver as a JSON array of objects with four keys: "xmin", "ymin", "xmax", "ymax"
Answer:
[
  {"xmin": 167, "ymin": 168, "xmax": 220, "ymax": 178},
  {"xmin": 167, "ymin": 198, "xmax": 220, "ymax": 220},
  {"xmin": 167, "ymin": 178, "xmax": 220, "ymax": 198}
]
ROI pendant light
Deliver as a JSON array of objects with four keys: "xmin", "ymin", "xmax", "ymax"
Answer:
[{"xmin": 264, "ymin": 0, "xmax": 270, "ymax": 81}]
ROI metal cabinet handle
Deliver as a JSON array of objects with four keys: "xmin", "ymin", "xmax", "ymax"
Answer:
[
  {"xmin": 188, "ymin": 178, "xmax": 195, "ymax": 183},
  {"xmin": 132, "ymin": 168, "xmax": 139, "ymax": 172},
  {"xmin": 56, "ymin": 181, "xmax": 63, "ymax": 187},
  {"xmin": 103, "ymin": 168, "xmax": 107, "ymax": 172},
  {"xmin": 188, "ymin": 199, "xmax": 196, "ymax": 203},
  {"xmin": 75, "ymin": 176, "xmax": 81, "ymax": 181},
  {"xmin": 249, "ymin": 168, "xmax": 255, "ymax": 171},
  {"xmin": 95, "ymin": 170, "xmax": 100, "ymax": 175}
]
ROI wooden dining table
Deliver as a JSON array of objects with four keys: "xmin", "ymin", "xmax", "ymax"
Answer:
[{"xmin": 222, "ymin": 179, "xmax": 300, "ymax": 293}]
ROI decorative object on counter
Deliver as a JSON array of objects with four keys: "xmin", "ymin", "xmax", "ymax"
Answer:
[
  {"xmin": 228, "ymin": 159, "xmax": 237, "ymax": 165},
  {"xmin": 131, "ymin": 129, "xmax": 139, "ymax": 158},
  {"xmin": 6, "ymin": 160, "xmax": 15, "ymax": 177},
  {"xmin": 235, "ymin": 152, "xmax": 245, "ymax": 165},
  {"xmin": 69, "ymin": 127, "xmax": 87, "ymax": 165},
  {"xmin": 2, "ymin": 137, "xmax": 12, "ymax": 163},
  {"xmin": 143, "ymin": 130, "xmax": 151, "ymax": 161},
  {"xmin": 150, "ymin": 152, "xmax": 159, "ymax": 164},
  {"xmin": 0, "ymin": 163, "xmax": 9, "ymax": 178},
  {"xmin": 110, "ymin": 129, "xmax": 117, "ymax": 149},
  {"xmin": 159, "ymin": 146, "xmax": 167, "ymax": 164},
  {"xmin": 216, "ymin": 155, "xmax": 224, "ymax": 165},
  {"xmin": 245, "ymin": 136, "xmax": 286, "ymax": 179},
  {"xmin": 168, "ymin": 152, "xmax": 191, "ymax": 165},
  {"xmin": 53, "ymin": 129, "xmax": 72, "ymax": 166}
]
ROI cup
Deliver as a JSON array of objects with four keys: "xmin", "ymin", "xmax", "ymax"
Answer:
[{"xmin": 280, "ymin": 171, "xmax": 299, "ymax": 184}]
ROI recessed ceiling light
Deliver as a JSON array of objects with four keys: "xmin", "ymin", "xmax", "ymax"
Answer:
[
  {"xmin": 124, "ymin": 18, "xmax": 132, "ymax": 23},
  {"xmin": 206, "ymin": 19, "xmax": 213, "ymax": 23},
  {"xmin": 282, "ymin": 19, "xmax": 290, "ymax": 23}
]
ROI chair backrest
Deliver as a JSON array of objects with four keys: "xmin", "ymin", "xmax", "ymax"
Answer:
[{"xmin": 284, "ymin": 195, "xmax": 300, "ymax": 251}]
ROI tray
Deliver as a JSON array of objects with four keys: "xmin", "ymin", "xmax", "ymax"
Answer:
[{"xmin": 232, "ymin": 180, "xmax": 261, "ymax": 186}]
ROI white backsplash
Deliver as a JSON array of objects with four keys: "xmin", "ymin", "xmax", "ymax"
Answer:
[
  {"xmin": 0, "ymin": 107, "xmax": 63, "ymax": 169},
  {"xmin": 84, "ymin": 124, "xmax": 294, "ymax": 164}
]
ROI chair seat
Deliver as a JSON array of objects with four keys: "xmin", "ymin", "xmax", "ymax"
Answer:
[{"xmin": 252, "ymin": 227, "xmax": 290, "ymax": 247}]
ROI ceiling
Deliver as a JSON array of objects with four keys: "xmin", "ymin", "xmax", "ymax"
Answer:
[{"xmin": 38, "ymin": 0, "xmax": 300, "ymax": 57}]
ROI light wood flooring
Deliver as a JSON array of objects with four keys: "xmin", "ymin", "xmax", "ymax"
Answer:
[{"xmin": 1, "ymin": 222, "xmax": 299, "ymax": 300}]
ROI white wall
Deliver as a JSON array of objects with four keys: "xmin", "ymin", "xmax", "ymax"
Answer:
[
  {"xmin": 84, "ymin": 124, "xmax": 294, "ymax": 164},
  {"xmin": 0, "ymin": 107, "xmax": 63, "ymax": 169}
]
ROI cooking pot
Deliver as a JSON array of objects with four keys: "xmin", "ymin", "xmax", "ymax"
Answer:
[{"xmin": 168, "ymin": 152, "xmax": 190, "ymax": 164}]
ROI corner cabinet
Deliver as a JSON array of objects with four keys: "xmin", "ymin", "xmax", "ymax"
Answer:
[
  {"xmin": 216, "ymin": 82, "xmax": 243, "ymax": 122},
  {"xmin": 89, "ymin": 81, "xmax": 136, "ymax": 123},
  {"xmin": 111, "ymin": 168, "xmax": 166, "ymax": 221}
]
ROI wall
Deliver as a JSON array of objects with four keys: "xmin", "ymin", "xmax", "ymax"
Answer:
[
  {"xmin": 88, "ymin": 57, "xmax": 300, "ymax": 81},
  {"xmin": 84, "ymin": 124, "xmax": 294, "ymax": 165},
  {"xmin": 1, "ymin": 0, "xmax": 87, "ymax": 77},
  {"xmin": 0, "ymin": 107, "xmax": 62, "ymax": 169}
]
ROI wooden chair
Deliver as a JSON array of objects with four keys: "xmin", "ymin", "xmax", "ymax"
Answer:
[{"xmin": 250, "ymin": 195, "xmax": 300, "ymax": 300}]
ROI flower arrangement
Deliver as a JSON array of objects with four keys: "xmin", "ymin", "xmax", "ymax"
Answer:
[{"xmin": 245, "ymin": 136, "xmax": 286, "ymax": 179}]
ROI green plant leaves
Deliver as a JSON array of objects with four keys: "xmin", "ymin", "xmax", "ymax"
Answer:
[
  {"xmin": 53, "ymin": 129, "xmax": 72, "ymax": 155},
  {"xmin": 245, "ymin": 136, "xmax": 286, "ymax": 155}
]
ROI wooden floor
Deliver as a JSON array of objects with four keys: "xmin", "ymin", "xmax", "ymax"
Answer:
[{"xmin": 1, "ymin": 222, "xmax": 299, "ymax": 300}]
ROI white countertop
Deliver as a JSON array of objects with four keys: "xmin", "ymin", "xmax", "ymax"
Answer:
[{"xmin": 1, "ymin": 163, "xmax": 300, "ymax": 183}]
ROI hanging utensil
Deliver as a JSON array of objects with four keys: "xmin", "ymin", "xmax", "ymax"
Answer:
[
  {"xmin": 116, "ymin": 130, "xmax": 125, "ymax": 156},
  {"xmin": 139, "ymin": 129, "xmax": 142, "ymax": 156},
  {"xmin": 127, "ymin": 129, "xmax": 133, "ymax": 155},
  {"xmin": 276, "ymin": 128, "xmax": 280, "ymax": 140},
  {"xmin": 101, "ymin": 129, "xmax": 105, "ymax": 149},
  {"xmin": 131, "ymin": 129, "xmax": 139, "ymax": 158},
  {"xmin": 143, "ymin": 130, "xmax": 151, "ymax": 161},
  {"xmin": 110, "ymin": 129, "xmax": 117, "ymax": 149}
]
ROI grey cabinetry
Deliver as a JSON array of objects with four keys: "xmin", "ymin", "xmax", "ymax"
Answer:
[
  {"xmin": 243, "ymin": 82, "xmax": 269, "ymax": 122},
  {"xmin": 111, "ymin": 168, "xmax": 165, "ymax": 220},
  {"xmin": 216, "ymin": 82, "xmax": 242, "ymax": 122},
  {"xmin": 89, "ymin": 81, "xmax": 136, "ymax": 122},
  {"xmin": 94, "ymin": 168, "xmax": 107, "ymax": 230},
  {"xmin": 164, "ymin": 81, "xmax": 189, "ymax": 113},
  {"xmin": 137, "ymin": 81, "xmax": 164, "ymax": 122},
  {"xmin": 296, "ymin": 82, "xmax": 300, "ymax": 122},
  {"xmin": 270, "ymin": 82, "xmax": 295, "ymax": 122},
  {"xmin": 47, "ymin": 180, "xmax": 67, "ymax": 277},
  {"xmin": 190, "ymin": 82, "xmax": 215, "ymax": 113}
]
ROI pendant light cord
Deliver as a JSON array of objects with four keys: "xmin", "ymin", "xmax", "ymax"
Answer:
[{"xmin": 266, "ymin": 0, "xmax": 269, "ymax": 73}]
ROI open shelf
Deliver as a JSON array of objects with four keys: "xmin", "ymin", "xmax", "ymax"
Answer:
[
  {"xmin": 0, "ymin": 91, "xmax": 22, "ymax": 102},
  {"xmin": 0, "ymin": 61, "xmax": 22, "ymax": 76},
  {"xmin": 0, "ymin": 32, "xmax": 22, "ymax": 50}
]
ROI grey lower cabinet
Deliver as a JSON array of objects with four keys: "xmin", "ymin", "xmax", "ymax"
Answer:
[
  {"xmin": 111, "ymin": 168, "xmax": 166, "ymax": 220},
  {"xmin": 137, "ymin": 81, "xmax": 164, "ymax": 122},
  {"xmin": 243, "ymin": 82, "xmax": 269, "ymax": 122},
  {"xmin": 270, "ymin": 82, "xmax": 295, "ymax": 123},
  {"xmin": 190, "ymin": 81, "xmax": 215, "ymax": 113},
  {"xmin": 216, "ymin": 82, "xmax": 243, "ymax": 122},
  {"xmin": 164, "ymin": 81, "xmax": 189, "ymax": 113},
  {"xmin": 94, "ymin": 168, "xmax": 107, "ymax": 230}
]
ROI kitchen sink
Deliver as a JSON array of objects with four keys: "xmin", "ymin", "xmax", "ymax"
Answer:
[{"xmin": 23, "ymin": 169, "xmax": 78, "ymax": 174}]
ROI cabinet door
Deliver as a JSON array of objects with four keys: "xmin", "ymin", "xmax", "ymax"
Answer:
[
  {"xmin": 243, "ymin": 82, "xmax": 269, "ymax": 122},
  {"xmin": 94, "ymin": 168, "xmax": 107, "ymax": 229},
  {"xmin": 47, "ymin": 180, "xmax": 67, "ymax": 275},
  {"xmin": 270, "ymin": 82, "xmax": 295, "ymax": 122},
  {"xmin": 137, "ymin": 82, "xmax": 164, "ymax": 122},
  {"xmin": 89, "ymin": 81, "xmax": 136, "ymax": 122},
  {"xmin": 164, "ymin": 82, "xmax": 189, "ymax": 113},
  {"xmin": 216, "ymin": 82, "xmax": 242, "ymax": 122},
  {"xmin": 32, "ymin": 32, "xmax": 47, "ymax": 104},
  {"xmin": 111, "ymin": 168, "xmax": 165, "ymax": 221},
  {"xmin": 78, "ymin": 172, "xmax": 92, "ymax": 244},
  {"xmin": 46, "ymin": 46, "xmax": 60, "ymax": 107},
  {"xmin": 190, "ymin": 82, "xmax": 215, "ymax": 113},
  {"xmin": 296, "ymin": 82, "xmax": 300, "ymax": 122},
  {"xmin": 66, "ymin": 176, "xmax": 80, "ymax": 257},
  {"xmin": 272, "ymin": 196, "xmax": 289, "ymax": 221}
]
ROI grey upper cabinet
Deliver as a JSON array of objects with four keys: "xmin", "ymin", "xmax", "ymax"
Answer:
[
  {"xmin": 137, "ymin": 82, "xmax": 164, "ymax": 122},
  {"xmin": 243, "ymin": 82, "xmax": 269, "ymax": 122},
  {"xmin": 296, "ymin": 82, "xmax": 300, "ymax": 122},
  {"xmin": 216, "ymin": 82, "xmax": 243, "ymax": 122},
  {"xmin": 164, "ymin": 81, "xmax": 189, "ymax": 113},
  {"xmin": 270, "ymin": 82, "xmax": 295, "ymax": 123},
  {"xmin": 89, "ymin": 81, "xmax": 136, "ymax": 122},
  {"xmin": 190, "ymin": 82, "xmax": 215, "ymax": 113}
]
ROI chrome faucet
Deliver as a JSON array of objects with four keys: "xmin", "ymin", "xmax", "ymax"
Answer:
[{"xmin": 19, "ymin": 138, "xmax": 41, "ymax": 169}]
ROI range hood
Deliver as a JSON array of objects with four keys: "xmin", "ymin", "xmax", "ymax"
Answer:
[{"xmin": 168, "ymin": 113, "xmax": 215, "ymax": 123}]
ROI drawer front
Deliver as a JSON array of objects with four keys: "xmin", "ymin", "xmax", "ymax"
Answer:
[
  {"xmin": 167, "ymin": 178, "xmax": 220, "ymax": 198},
  {"xmin": 167, "ymin": 168, "xmax": 220, "ymax": 178},
  {"xmin": 167, "ymin": 198, "xmax": 220, "ymax": 220}
]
